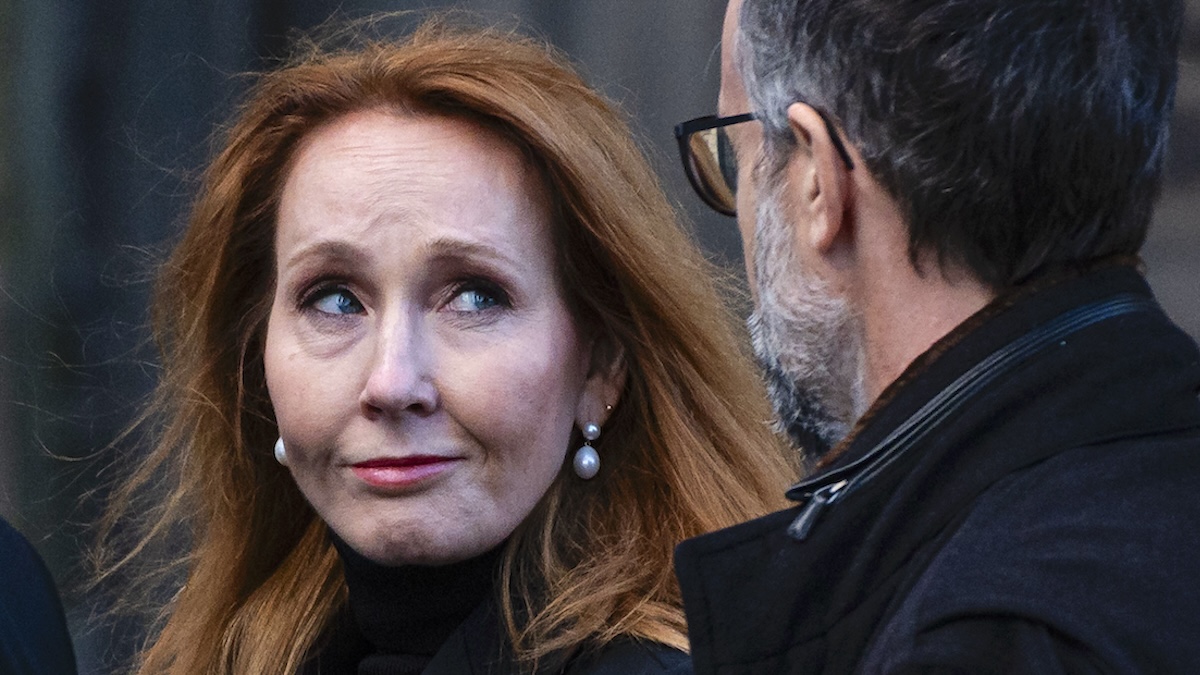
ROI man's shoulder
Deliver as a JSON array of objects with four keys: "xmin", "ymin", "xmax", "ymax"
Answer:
[
  {"xmin": 928, "ymin": 428, "xmax": 1200, "ymax": 590},
  {"xmin": 0, "ymin": 518, "xmax": 78, "ymax": 675},
  {"xmin": 0, "ymin": 518, "xmax": 40, "ymax": 570},
  {"xmin": 869, "ymin": 430, "xmax": 1200, "ymax": 672},
  {"xmin": 0, "ymin": 518, "xmax": 63, "ymax": 613}
]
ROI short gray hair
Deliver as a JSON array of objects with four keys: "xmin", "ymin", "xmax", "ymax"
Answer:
[{"xmin": 735, "ymin": 0, "xmax": 1182, "ymax": 288}]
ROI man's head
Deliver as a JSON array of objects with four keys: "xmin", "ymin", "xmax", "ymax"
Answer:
[
  {"xmin": 732, "ymin": 0, "xmax": 1183, "ymax": 288},
  {"xmin": 710, "ymin": 0, "xmax": 1182, "ymax": 450}
]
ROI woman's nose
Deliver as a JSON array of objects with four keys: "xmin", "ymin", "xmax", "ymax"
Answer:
[{"xmin": 359, "ymin": 315, "xmax": 438, "ymax": 419}]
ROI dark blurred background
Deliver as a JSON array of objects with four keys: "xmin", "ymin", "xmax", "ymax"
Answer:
[{"xmin": 1, "ymin": 1, "xmax": 1197, "ymax": 672}]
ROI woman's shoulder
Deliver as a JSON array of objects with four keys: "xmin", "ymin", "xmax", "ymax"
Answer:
[{"xmin": 567, "ymin": 640, "xmax": 691, "ymax": 675}]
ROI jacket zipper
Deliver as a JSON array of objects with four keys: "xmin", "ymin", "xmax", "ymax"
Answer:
[
  {"xmin": 784, "ymin": 293, "xmax": 1154, "ymax": 542},
  {"xmin": 787, "ymin": 480, "xmax": 847, "ymax": 540}
]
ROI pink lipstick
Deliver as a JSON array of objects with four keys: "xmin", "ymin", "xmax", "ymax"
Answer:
[{"xmin": 350, "ymin": 456, "xmax": 460, "ymax": 490}]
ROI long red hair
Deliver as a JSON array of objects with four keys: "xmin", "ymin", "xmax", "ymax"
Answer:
[{"xmin": 96, "ymin": 17, "xmax": 793, "ymax": 673}]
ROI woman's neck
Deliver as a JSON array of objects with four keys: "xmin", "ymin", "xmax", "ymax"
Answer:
[{"xmin": 332, "ymin": 537, "xmax": 504, "ymax": 656}]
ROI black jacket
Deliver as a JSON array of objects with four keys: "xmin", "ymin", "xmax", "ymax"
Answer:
[
  {"xmin": 675, "ymin": 265, "xmax": 1200, "ymax": 674},
  {"xmin": 0, "ymin": 518, "xmax": 77, "ymax": 675}
]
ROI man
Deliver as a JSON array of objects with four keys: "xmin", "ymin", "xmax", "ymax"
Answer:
[{"xmin": 673, "ymin": 0, "xmax": 1200, "ymax": 672}]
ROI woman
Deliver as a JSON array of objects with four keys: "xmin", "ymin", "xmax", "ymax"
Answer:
[{"xmin": 98, "ymin": 18, "xmax": 793, "ymax": 674}]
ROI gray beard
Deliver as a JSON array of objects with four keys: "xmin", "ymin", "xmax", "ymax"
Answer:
[{"xmin": 748, "ymin": 185, "xmax": 867, "ymax": 454}]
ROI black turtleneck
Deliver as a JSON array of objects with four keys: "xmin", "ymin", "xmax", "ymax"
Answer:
[{"xmin": 323, "ymin": 536, "xmax": 504, "ymax": 675}]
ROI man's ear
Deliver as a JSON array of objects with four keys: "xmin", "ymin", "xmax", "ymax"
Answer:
[
  {"xmin": 784, "ymin": 102, "xmax": 853, "ymax": 255},
  {"xmin": 577, "ymin": 338, "xmax": 627, "ymax": 428}
]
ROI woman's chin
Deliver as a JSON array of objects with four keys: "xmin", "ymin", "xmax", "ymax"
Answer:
[{"xmin": 335, "ymin": 526, "xmax": 500, "ymax": 567}]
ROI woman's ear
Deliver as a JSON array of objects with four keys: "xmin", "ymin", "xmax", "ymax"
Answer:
[{"xmin": 577, "ymin": 339, "xmax": 627, "ymax": 427}]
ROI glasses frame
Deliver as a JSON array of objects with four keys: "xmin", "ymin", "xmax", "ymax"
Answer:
[{"xmin": 674, "ymin": 109, "xmax": 856, "ymax": 217}]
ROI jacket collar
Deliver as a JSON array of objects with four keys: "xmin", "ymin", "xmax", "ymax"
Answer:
[
  {"xmin": 788, "ymin": 263, "xmax": 1199, "ymax": 528},
  {"xmin": 676, "ymin": 263, "xmax": 1200, "ymax": 672}
]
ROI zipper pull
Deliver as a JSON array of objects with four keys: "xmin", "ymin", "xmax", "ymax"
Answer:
[{"xmin": 787, "ymin": 480, "xmax": 847, "ymax": 541}]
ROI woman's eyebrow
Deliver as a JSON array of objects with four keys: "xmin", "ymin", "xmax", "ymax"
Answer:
[
  {"xmin": 423, "ymin": 237, "xmax": 520, "ymax": 268},
  {"xmin": 280, "ymin": 237, "xmax": 523, "ymax": 275},
  {"xmin": 281, "ymin": 240, "xmax": 367, "ymax": 270}
]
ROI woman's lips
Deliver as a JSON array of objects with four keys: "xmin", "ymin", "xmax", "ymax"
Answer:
[{"xmin": 350, "ymin": 456, "xmax": 461, "ymax": 490}]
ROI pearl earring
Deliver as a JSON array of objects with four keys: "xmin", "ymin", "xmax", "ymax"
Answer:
[
  {"xmin": 573, "ymin": 423, "xmax": 601, "ymax": 480},
  {"xmin": 274, "ymin": 437, "xmax": 288, "ymax": 466}
]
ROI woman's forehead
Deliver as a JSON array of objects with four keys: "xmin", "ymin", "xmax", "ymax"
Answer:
[{"xmin": 275, "ymin": 109, "xmax": 558, "ymax": 275}]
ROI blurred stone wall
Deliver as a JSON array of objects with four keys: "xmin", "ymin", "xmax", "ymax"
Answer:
[
  {"xmin": 0, "ymin": 0, "xmax": 15, "ymax": 522},
  {"xmin": 1146, "ymin": 3, "xmax": 1200, "ymax": 339}
]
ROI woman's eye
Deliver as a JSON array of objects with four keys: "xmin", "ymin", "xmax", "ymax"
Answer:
[
  {"xmin": 309, "ymin": 288, "xmax": 364, "ymax": 315},
  {"xmin": 445, "ymin": 283, "xmax": 508, "ymax": 313}
]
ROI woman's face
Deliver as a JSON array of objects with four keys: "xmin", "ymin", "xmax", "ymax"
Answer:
[{"xmin": 264, "ymin": 109, "xmax": 614, "ymax": 566}]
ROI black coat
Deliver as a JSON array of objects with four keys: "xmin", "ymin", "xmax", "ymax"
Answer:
[
  {"xmin": 0, "ymin": 518, "xmax": 77, "ymax": 675},
  {"xmin": 305, "ymin": 596, "xmax": 692, "ymax": 675},
  {"xmin": 675, "ymin": 264, "xmax": 1200, "ymax": 674},
  {"xmin": 398, "ymin": 600, "xmax": 690, "ymax": 675},
  {"xmin": 303, "ymin": 533, "xmax": 691, "ymax": 675}
]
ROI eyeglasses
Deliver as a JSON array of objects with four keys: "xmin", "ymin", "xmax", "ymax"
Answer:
[{"xmin": 674, "ymin": 110, "xmax": 855, "ymax": 217}]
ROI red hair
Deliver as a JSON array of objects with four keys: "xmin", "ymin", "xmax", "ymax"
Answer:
[{"xmin": 96, "ymin": 18, "xmax": 793, "ymax": 673}]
